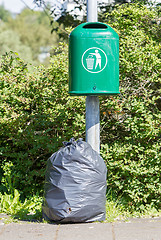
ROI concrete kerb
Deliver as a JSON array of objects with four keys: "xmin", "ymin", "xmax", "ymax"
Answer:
[{"xmin": 0, "ymin": 214, "xmax": 161, "ymax": 240}]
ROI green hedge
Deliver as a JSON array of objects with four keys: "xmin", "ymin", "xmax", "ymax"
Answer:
[
  {"xmin": 0, "ymin": 4, "xmax": 161, "ymax": 211},
  {"xmin": 0, "ymin": 46, "xmax": 86, "ymax": 196},
  {"xmin": 100, "ymin": 3, "xmax": 161, "ymax": 210}
]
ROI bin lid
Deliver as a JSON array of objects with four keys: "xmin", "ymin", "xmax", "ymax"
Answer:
[{"xmin": 69, "ymin": 22, "xmax": 119, "ymax": 39}]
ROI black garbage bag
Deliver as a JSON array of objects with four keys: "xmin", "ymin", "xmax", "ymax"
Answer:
[{"xmin": 42, "ymin": 138, "xmax": 107, "ymax": 223}]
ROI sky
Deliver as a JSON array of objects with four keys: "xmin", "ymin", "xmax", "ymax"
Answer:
[
  {"xmin": 0, "ymin": 0, "xmax": 47, "ymax": 13},
  {"xmin": 0, "ymin": 0, "xmax": 161, "ymax": 14}
]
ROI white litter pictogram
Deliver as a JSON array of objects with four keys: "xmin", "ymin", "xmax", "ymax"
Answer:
[
  {"xmin": 82, "ymin": 47, "xmax": 107, "ymax": 73},
  {"xmin": 86, "ymin": 55, "xmax": 95, "ymax": 70}
]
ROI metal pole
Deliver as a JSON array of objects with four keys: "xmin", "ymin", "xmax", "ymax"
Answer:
[
  {"xmin": 86, "ymin": 0, "xmax": 100, "ymax": 153},
  {"xmin": 87, "ymin": 0, "xmax": 98, "ymax": 22}
]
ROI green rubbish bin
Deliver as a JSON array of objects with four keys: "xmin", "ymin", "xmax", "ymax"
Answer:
[{"xmin": 69, "ymin": 22, "xmax": 119, "ymax": 96}]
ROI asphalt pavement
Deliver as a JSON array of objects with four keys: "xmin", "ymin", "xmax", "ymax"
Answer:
[{"xmin": 0, "ymin": 213, "xmax": 161, "ymax": 240}]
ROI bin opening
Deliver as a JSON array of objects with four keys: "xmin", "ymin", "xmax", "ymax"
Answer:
[{"xmin": 83, "ymin": 23, "xmax": 108, "ymax": 29}]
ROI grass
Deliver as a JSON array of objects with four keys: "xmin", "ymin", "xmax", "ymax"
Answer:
[
  {"xmin": 0, "ymin": 189, "xmax": 42, "ymax": 222},
  {"xmin": 106, "ymin": 199, "xmax": 130, "ymax": 222},
  {"xmin": 0, "ymin": 189, "xmax": 161, "ymax": 223},
  {"xmin": 105, "ymin": 197, "xmax": 161, "ymax": 222}
]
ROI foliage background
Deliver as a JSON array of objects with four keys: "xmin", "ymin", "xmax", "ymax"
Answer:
[
  {"xmin": 0, "ymin": 3, "xmax": 161, "ymax": 213},
  {"xmin": 0, "ymin": 6, "xmax": 61, "ymax": 65}
]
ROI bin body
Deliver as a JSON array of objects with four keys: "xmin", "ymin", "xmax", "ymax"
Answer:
[{"xmin": 69, "ymin": 22, "xmax": 119, "ymax": 96}]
